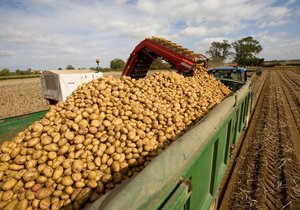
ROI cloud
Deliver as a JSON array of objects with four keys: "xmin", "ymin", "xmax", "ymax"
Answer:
[
  {"xmin": 287, "ymin": 0, "xmax": 297, "ymax": 5},
  {"xmin": 0, "ymin": 50, "xmax": 17, "ymax": 56},
  {"xmin": 58, "ymin": 47, "xmax": 81, "ymax": 55},
  {"xmin": 0, "ymin": 27, "xmax": 71, "ymax": 45},
  {"xmin": 0, "ymin": 0, "xmax": 299, "ymax": 70}
]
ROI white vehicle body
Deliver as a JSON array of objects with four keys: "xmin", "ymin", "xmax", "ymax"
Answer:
[{"xmin": 41, "ymin": 70, "xmax": 103, "ymax": 103}]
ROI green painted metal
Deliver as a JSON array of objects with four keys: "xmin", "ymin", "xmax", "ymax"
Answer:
[
  {"xmin": 161, "ymin": 180, "xmax": 192, "ymax": 210},
  {"xmin": 0, "ymin": 110, "xmax": 48, "ymax": 142}
]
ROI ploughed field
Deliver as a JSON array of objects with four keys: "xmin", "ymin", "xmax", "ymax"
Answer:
[
  {"xmin": 220, "ymin": 68, "xmax": 300, "ymax": 209},
  {"xmin": 0, "ymin": 78, "xmax": 49, "ymax": 119}
]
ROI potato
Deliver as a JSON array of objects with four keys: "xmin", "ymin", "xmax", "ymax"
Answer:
[
  {"xmin": 105, "ymin": 145, "xmax": 115, "ymax": 155},
  {"xmin": 43, "ymin": 166, "xmax": 54, "ymax": 177},
  {"xmin": 3, "ymin": 199, "xmax": 18, "ymax": 210},
  {"xmin": 72, "ymin": 160, "xmax": 84, "ymax": 173},
  {"xmin": 39, "ymin": 197, "xmax": 51, "ymax": 209},
  {"xmin": 44, "ymin": 144, "xmax": 59, "ymax": 152},
  {"xmin": 53, "ymin": 190, "xmax": 62, "ymax": 197},
  {"xmin": 1, "ymin": 190, "xmax": 13, "ymax": 201},
  {"xmin": 32, "ymin": 150, "xmax": 42, "ymax": 160},
  {"xmin": 53, "ymin": 166, "xmax": 64, "ymax": 181},
  {"xmin": 36, "ymin": 188, "xmax": 52, "ymax": 200},
  {"xmin": 38, "ymin": 155, "xmax": 48, "ymax": 164},
  {"xmin": 51, "ymin": 201, "xmax": 61, "ymax": 210},
  {"xmin": 14, "ymin": 170, "xmax": 26, "ymax": 181},
  {"xmin": 2, "ymin": 178, "xmax": 17, "ymax": 190},
  {"xmin": 25, "ymin": 159, "xmax": 37, "ymax": 169},
  {"xmin": 25, "ymin": 190, "xmax": 35, "ymax": 200},
  {"xmin": 75, "ymin": 188, "xmax": 91, "ymax": 206},
  {"xmin": 112, "ymin": 172, "xmax": 122, "ymax": 183},
  {"xmin": 71, "ymin": 188, "xmax": 82, "ymax": 201},
  {"xmin": 57, "ymin": 138, "xmax": 68, "ymax": 147},
  {"xmin": 24, "ymin": 181, "xmax": 35, "ymax": 189},
  {"xmin": 22, "ymin": 171, "xmax": 39, "ymax": 182},
  {"xmin": 27, "ymin": 138, "xmax": 39, "ymax": 147},
  {"xmin": 32, "ymin": 199, "xmax": 40, "ymax": 209},
  {"xmin": 60, "ymin": 193, "xmax": 69, "ymax": 200},
  {"xmin": 62, "ymin": 159, "xmax": 73, "ymax": 169},
  {"xmin": 66, "ymin": 111, "xmax": 76, "ymax": 119},
  {"xmin": 15, "ymin": 199, "xmax": 28, "ymax": 210},
  {"xmin": 78, "ymin": 119, "xmax": 88, "ymax": 128},
  {"xmin": 41, "ymin": 135, "xmax": 52, "ymax": 145},
  {"xmin": 73, "ymin": 135, "xmax": 85, "ymax": 144},
  {"xmin": 58, "ymin": 145, "xmax": 69, "ymax": 156},
  {"xmin": 48, "ymin": 151, "xmax": 57, "ymax": 160},
  {"xmin": 31, "ymin": 183, "xmax": 42, "ymax": 192},
  {"xmin": 0, "ymin": 201, "xmax": 8, "ymax": 209},
  {"xmin": 45, "ymin": 178, "xmax": 55, "ymax": 188},
  {"xmin": 61, "ymin": 176, "xmax": 74, "ymax": 186},
  {"xmin": 71, "ymin": 173, "xmax": 82, "ymax": 182},
  {"xmin": 0, "ymin": 154, "xmax": 10, "ymax": 162},
  {"xmin": 101, "ymin": 174, "xmax": 112, "ymax": 184},
  {"xmin": 64, "ymin": 168, "xmax": 72, "ymax": 176},
  {"xmin": 87, "ymin": 180, "xmax": 97, "ymax": 188},
  {"xmin": 14, "ymin": 155, "xmax": 27, "ymax": 165},
  {"xmin": 52, "ymin": 133, "xmax": 61, "ymax": 143},
  {"xmin": 36, "ymin": 176, "xmax": 48, "ymax": 184}
]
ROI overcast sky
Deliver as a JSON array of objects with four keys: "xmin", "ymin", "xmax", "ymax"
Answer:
[{"xmin": 0, "ymin": 0, "xmax": 300, "ymax": 70}]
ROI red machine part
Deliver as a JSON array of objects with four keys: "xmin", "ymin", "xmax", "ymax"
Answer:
[{"xmin": 122, "ymin": 37, "xmax": 208, "ymax": 78}]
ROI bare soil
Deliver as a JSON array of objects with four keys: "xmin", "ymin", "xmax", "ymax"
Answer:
[
  {"xmin": 0, "ymin": 78, "xmax": 49, "ymax": 119},
  {"xmin": 220, "ymin": 68, "xmax": 300, "ymax": 209}
]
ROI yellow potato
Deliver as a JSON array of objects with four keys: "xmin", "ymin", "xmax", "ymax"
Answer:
[
  {"xmin": 2, "ymin": 178, "xmax": 17, "ymax": 190},
  {"xmin": 36, "ymin": 188, "xmax": 52, "ymax": 200},
  {"xmin": 22, "ymin": 170, "xmax": 39, "ymax": 182},
  {"xmin": 72, "ymin": 160, "xmax": 84, "ymax": 173},
  {"xmin": 52, "ymin": 166, "xmax": 64, "ymax": 181},
  {"xmin": 15, "ymin": 199, "xmax": 28, "ymax": 210}
]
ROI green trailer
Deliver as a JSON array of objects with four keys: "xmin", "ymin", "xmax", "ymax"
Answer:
[{"xmin": 0, "ymin": 79, "xmax": 252, "ymax": 210}]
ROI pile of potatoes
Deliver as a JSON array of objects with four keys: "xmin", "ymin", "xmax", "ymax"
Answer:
[{"xmin": 0, "ymin": 66, "xmax": 231, "ymax": 209}]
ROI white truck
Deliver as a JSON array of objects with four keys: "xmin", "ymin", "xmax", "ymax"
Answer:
[{"xmin": 40, "ymin": 70, "xmax": 103, "ymax": 104}]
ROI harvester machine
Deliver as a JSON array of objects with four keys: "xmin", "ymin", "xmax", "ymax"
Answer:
[{"xmin": 122, "ymin": 36, "xmax": 208, "ymax": 78}]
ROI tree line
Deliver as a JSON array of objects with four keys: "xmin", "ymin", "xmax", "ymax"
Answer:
[
  {"xmin": 206, "ymin": 36, "xmax": 264, "ymax": 66},
  {"xmin": 0, "ymin": 68, "xmax": 40, "ymax": 76}
]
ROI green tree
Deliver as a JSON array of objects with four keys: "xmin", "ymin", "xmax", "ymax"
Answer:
[
  {"xmin": 232, "ymin": 36, "xmax": 262, "ymax": 66},
  {"xmin": 110, "ymin": 58, "xmax": 125, "ymax": 70},
  {"xmin": 0, "ymin": 68, "xmax": 10, "ymax": 76},
  {"xmin": 206, "ymin": 40, "xmax": 231, "ymax": 63},
  {"xmin": 66, "ymin": 65, "xmax": 75, "ymax": 70},
  {"xmin": 58, "ymin": 67, "xmax": 63, "ymax": 70},
  {"xmin": 16, "ymin": 69, "xmax": 21, "ymax": 74},
  {"xmin": 26, "ymin": 68, "xmax": 33, "ymax": 74}
]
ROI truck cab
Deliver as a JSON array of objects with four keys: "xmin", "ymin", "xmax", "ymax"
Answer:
[{"xmin": 208, "ymin": 66, "xmax": 247, "ymax": 91}]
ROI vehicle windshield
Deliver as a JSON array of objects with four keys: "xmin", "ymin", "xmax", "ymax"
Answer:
[{"xmin": 209, "ymin": 70, "xmax": 243, "ymax": 82}]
